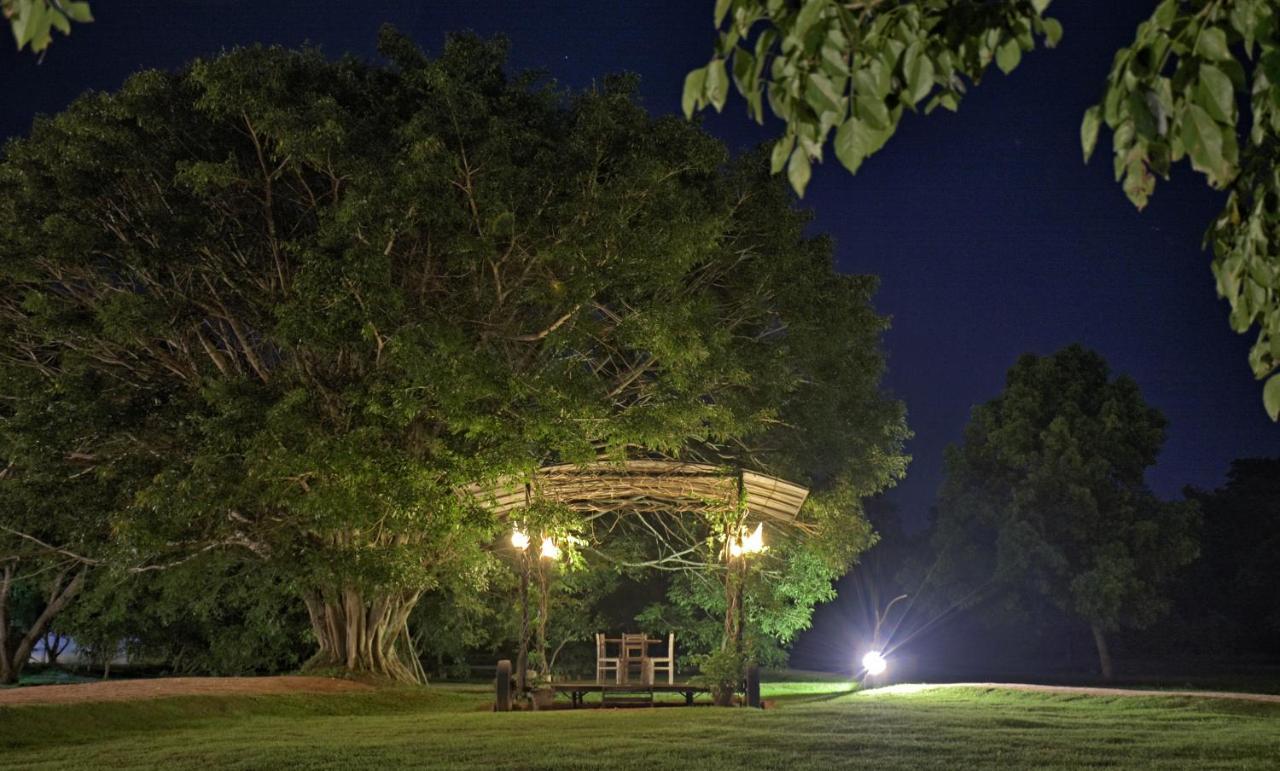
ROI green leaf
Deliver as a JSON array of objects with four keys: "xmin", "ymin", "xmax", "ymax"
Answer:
[
  {"xmin": 834, "ymin": 117, "xmax": 864, "ymax": 174},
  {"xmin": 795, "ymin": 0, "xmax": 828, "ymax": 40},
  {"xmin": 714, "ymin": 0, "xmax": 733, "ymax": 28},
  {"xmin": 706, "ymin": 59, "xmax": 730, "ymax": 112},
  {"xmin": 1182, "ymin": 103, "xmax": 1229, "ymax": 182},
  {"xmin": 1195, "ymin": 27, "xmax": 1230, "ymax": 62},
  {"xmin": 49, "ymin": 9, "xmax": 70, "ymax": 34},
  {"xmin": 1264, "ymin": 373, "xmax": 1280, "ymax": 421},
  {"xmin": 770, "ymin": 134, "xmax": 795, "ymax": 174},
  {"xmin": 681, "ymin": 67, "xmax": 707, "ymax": 119},
  {"xmin": 1196, "ymin": 65, "xmax": 1235, "ymax": 125},
  {"xmin": 856, "ymin": 94, "xmax": 890, "ymax": 130},
  {"xmin": 64, "ymin": 1, "xmax": 93, "ymax": 23},
  {"xmin": 17, "ymin": 1, "xmax": 44, "ymax": 47},
  {"xmin": 1081, "ymin": 106, "xmax": 1102, "ymax": 163},
  {"xmin": 787, "ymin": 147, "xmax": 812, "ymax": 197},
  {"xmin": 731, "ymin": 46, "xmax": 756, "ymax": 93},
  {"xmin": 996, "ymin": 38, "xmax": 1023, "ymax": 75},
  {"xmin": 1153, "ymin": 0, "xmax": 1177, "ymax": 30},
  {"xmin": 806, "ymin": 72, "xmax": 843, "ymax": 114},
  {"xmin": 1043, "ymin": 19, "xmax": 1064, "ymax": 48},
  {"xmin": 906, "ymin": 51, "xmax": 935, "ymax": 103}
]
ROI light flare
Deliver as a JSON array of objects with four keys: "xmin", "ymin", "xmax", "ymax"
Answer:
[{"xmin": 861, "ymin": 650, "xmax": 888, "ymax": 676}]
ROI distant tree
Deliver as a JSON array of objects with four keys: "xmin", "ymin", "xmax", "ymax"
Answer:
[
  {"xmin": 691, "ymin": 1, "xmax": 1280, "ymax": 419},
  {"xmin": 1169, "ymin": 458, "xmax": 1280, "ymax": 655},
  {"xmin": 928, "ymin": 344, "xmax": 1200, "ymax": 680},
  {"xmin": 0, "ymin": 30, "xmax": 907, "ymax": 681}
]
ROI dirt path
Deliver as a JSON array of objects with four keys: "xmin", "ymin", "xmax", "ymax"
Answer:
[
  {"xmin": 864, "ymin": 681, "xmax": 1280, "ymax": 704},
  {"xmin": 0, "ymin": 676, "xmax": 373, "ymax": 707}
]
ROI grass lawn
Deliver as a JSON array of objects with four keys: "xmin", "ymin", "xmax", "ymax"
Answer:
[{"xmin": 2, "ymin": 680, "xmax": 1278, "ymax": 769}]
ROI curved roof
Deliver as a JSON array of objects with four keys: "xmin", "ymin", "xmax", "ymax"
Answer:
[{"xmin": 466, "ymin": 460, "xmax": 810, "ymax": 525}]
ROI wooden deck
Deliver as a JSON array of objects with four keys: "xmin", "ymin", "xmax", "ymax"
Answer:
[{"xmin": 535, "ymin": 681, "xmax": 711, "ymax": 708}]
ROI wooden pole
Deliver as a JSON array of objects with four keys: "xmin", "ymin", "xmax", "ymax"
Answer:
[{"xmin": 495, "ymin": 659, "xmax": 512, "ymax": 712}]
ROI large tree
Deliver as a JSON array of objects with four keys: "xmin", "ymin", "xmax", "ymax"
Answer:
[
  {"xmin": 690, "ymin": 0, "xmax": 1280, "ymax": 419},
  {"xmin": 928, "ymin": 344, "xmax": 1199, "ymax": 680},
  {"xmin": 0, "ymin": 29, "xmax": 907, "ymax": 681}
]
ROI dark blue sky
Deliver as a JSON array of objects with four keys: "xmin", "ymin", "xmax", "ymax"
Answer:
[{"xmin": 3, "ymin": 0, "xmax": 1274, "ymax": 528}]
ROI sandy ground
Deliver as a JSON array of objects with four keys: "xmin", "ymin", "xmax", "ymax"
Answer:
[
  {"xmin": 862, "ymin": 681, "xmax": 1280, "ymax": 704},
  {"xmin": 0, "ymin": 676, "xmax": 373, "ymax": 707}
]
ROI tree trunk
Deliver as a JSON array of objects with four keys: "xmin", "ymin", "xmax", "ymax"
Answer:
[
  {"xmin": 1091, "ymin": 623, "xmax": 1114, "ymax": 682},
  {"xmin": 302, "ymin": 586, "xmax": 423, "ymax": 683},
  {"xmin": 43, "ymin": 632, "xmax": 68, "ymax": 667},
  {"xmin": 0, "ymin": 563, "xmax": 87, "ymax": 685}
]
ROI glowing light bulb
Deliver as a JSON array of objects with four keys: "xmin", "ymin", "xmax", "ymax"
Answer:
[
  {"xmin": 728, "ymin": 523, "xmax": 765, "ymax": 558},
  {"xmin": 862, "ymin": 650, "xmax": 887, "ymax": 676},
  {"xmin": 511, "ymin": 528, "xmax": 530, "ymax": 551},
  {"xmin": 540, "ymin": 537, "xmax": 561, "ymax": 560}
]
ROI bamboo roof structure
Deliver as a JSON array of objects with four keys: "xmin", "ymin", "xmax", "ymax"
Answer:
[{"xmin": 466, "ymin": 460, "xmax": 810, "ymax": 526}]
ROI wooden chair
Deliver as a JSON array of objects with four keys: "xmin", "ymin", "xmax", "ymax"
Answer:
[
  {"xmin": 647, "ymin": 633, "xmax": 675, "ymax": 684},
  {"xmin": 595, "ymin": 633, "xmax": 621, "ymax": 684},
  {"xmin": 621, "ymin": 632, "xmax": 648, "ymax": 684}
]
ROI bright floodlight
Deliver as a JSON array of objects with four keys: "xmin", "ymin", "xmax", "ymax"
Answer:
[
  {"xmin": 539, "ymin": 536, "xmax": 561, "ymax": 561},
  {"xmin": 510, "ymin": 528, "xmax": 530, "ymax": 551},
  {"xmin": 862, "ymin": 650, "xmax": 887, "ymax": 676}
]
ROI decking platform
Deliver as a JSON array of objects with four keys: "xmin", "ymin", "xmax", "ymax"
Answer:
[{"xmin": 539, "ymin": 681, "xmax": 710, "ymax": 708}]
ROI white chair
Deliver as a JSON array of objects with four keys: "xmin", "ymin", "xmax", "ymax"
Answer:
[
  {"xmin": 647, "ymin": 632, "xmax": 675, "ymax": 684},
  {"xmin": 595, "ymin": 633, "xmax": 621, "ymax": 683}
]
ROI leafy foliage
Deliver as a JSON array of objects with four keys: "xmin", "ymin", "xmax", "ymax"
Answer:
[
  {"xmin": 0, "ymin": 29, "xmax": 907, "ymax": 677},
  {"xmin": 685, "ymin": 0, "xmax": 1060, "ymax": 196},
  {"xmin": 927, "ymin": 345, "xmax": 1200, "ymax": 676},
  {"xmin": 61, "ymin": 554, "xmax": 312, "ymax": 676},
  {"xmin": 3, "ymin": 0, "xmax": 92, "ymax": 55},
  {"xmin": 1083, "ymin": 0, "xmax": 1280, "ymax": 416}
]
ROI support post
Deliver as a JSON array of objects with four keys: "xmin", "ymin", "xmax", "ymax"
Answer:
[{"xmin": 495, "ymin": 659, "xmax": 512, "ymax": 712}]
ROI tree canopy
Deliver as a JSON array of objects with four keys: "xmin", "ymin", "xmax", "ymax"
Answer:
[
  {"xmin": 0, "ymin": 29, "xmax": 908, "ymax": 680},
  {"xmin": 690, "ymin": 0, "xmax": 1280, "ymax": 420},
  {"xmin": 926, "ymin": 344, "xmax": 1199, "ymax": 680}
]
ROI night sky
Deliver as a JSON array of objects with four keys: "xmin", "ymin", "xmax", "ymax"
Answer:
[{"xmin": 4, "ymin": 6, "xmax": 1273, "ymax": 537}]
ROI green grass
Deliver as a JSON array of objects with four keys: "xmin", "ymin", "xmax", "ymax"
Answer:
[{"xmin": 3, "ymin": 681, "xmax": 1278, "ymax": 769}]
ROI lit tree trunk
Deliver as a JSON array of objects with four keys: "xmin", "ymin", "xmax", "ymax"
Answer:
[
  {"xmin": 0, "ymin": 563, "xmax": 87, "ymax": 685},
  {"xmin": 535, "ymin": 558, "xmax": 550, "ymax": 679},
  {"xmin": 717, "ymin": 533, "xmax": 745, "ymax": 707},
  {"xmin": 516, "ymin": 553, "xmax": 530, "ymax": 692},
  {"xmin": 301, "ymin": 586, "xmax": 423, "ymax": 683},
  {"xmin": 1091, "ymin": 623, "xmax": 1114, "ymax": 682}
]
